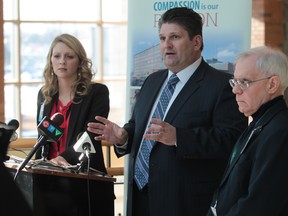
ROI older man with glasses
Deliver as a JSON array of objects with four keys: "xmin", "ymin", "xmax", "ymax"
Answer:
[{"xmin": 207, "ymin": 45, "xmax": 288, "ymax": 216}]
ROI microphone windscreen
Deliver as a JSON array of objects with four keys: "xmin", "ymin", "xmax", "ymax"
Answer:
[
  {"xmin": 51, "ymin": 113, "xmax": 64, "ymax": 126},
  {"xmin": 7, "ymin": 119, "xmax": 19, "ymax": 130},
  {"xmin": 37, "ymin": 115, "xmax": 64, "ymax": 142}
]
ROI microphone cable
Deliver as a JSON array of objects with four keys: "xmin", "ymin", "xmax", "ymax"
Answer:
[
  {"xmin": 86, "ymin": 156, "xmax": 92, "ymax": 216},
  {"xmin": 6, "ymin": 147, "xmax": 28, "ymax": 162}
]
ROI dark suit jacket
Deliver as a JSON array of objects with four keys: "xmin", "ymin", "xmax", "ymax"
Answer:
[
  {"xmin": 207, "ymin": 98, "xmax": 288, "ymax": 216},
  {"xmin": 36, "ymin": 83, "xmax": 109, "ymax": 173},
  {"xmin": 116, "ymin": 59, "xmax": 247, "ymax": 216}
]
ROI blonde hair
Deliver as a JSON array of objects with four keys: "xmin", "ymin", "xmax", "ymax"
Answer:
[{"xmin": 41, "ymin": 33, "xmax": 94, "ymax": 103}]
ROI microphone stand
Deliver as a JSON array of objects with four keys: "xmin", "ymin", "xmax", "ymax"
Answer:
[
  {"xmin": 75, "ymin": 143, "xmax": 92, "ymax": 174},
  {"xmin": 14, "ymin": 136, "xmax": 46, "ymax": 180},
  {"xmin": 41, "ymin": 144, "xmax": 49, "ymax": 161},
  {"xmin": 76, "ymin": 153, "xmax": 87, "ymax": 173},
  {"xmin": 31, "ymin": 144, "xmax": 49, "ymax": 166},
  {"xmin": 75, "ymin": 151, "xmax": 106, "ymax": 176}
]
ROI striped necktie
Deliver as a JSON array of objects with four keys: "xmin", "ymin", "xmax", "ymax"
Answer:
[{"xmin": 134, "ymin": 74, "xmax": 179, "ymax": 189}]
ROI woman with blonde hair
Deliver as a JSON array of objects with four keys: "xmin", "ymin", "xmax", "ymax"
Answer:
[{"xmin": 36, "ymin": 33, "xmax": 109, "ymax": 173}]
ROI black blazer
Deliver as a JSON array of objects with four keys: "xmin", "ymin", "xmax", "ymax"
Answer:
[
  {"xmin": 36, "ymin": 83, "xmax": 109, "ymax": 173},
  {"xmin": 208, "ymin": 98, "xmax": 288, "ymax": 216},
  {"xmin": 116, "ymin": 59, "xmax": 248, "ymax": 216}
]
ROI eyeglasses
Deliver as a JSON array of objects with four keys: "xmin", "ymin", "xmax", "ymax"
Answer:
[{"xmin": 229, "ymin": 76, "xmax": 272, "ymax": 90}]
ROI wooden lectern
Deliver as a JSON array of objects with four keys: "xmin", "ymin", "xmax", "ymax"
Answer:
[{"xmin": 6, "ymin": 162, "xmax": 116, "ymax": 216}]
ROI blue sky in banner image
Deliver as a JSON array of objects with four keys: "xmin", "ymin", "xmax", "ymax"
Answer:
[
  {"xmin": 131, "ymin": 30, "xmax": 243, "ymax": 64},
  {"xmin": 128, "ymin": 0, "xmax": 251, "ymax": 67}
]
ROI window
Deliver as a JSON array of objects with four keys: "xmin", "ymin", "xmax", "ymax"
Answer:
[{"xmin": 3, "ymin": 0, "xmax": 128, "ymax": 137}]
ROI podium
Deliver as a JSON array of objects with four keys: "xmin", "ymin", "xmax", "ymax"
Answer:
[{"xmin": 6, "ymin": 162, "xmax": 116, "ymax": 216}]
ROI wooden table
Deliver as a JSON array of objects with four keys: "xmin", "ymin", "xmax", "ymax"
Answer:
[{"xmin": 6, "ymin": 161, "xmax": 116, "ymax": 216}]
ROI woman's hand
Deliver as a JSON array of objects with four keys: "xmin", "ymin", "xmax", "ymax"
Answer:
[{"xmin": 49, "ymin": 156, "xmax": 71, "ymax": 167}]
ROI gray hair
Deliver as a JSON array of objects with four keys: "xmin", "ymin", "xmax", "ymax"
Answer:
[{"xmin": 236, "ymin": 46, "xmax": 288, "ymax": 90}]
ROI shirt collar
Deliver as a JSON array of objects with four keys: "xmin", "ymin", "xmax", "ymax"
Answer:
[{"xmin": 168, "ymin": 56, "xmax": 202, "ymax": 84}]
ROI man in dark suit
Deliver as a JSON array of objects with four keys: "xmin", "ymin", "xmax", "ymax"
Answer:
[
  {"xmin": 207, "ymin": 46, "xmax": 288, "ymax": 216},
  {"xmin": 88, "ymin": 7, "xmax": 247, "ymax": 216}
]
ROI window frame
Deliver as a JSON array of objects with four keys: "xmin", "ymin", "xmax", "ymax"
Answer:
[{"xmin": 1, "ymin": 0, "xmax": 127, "ymax": 139}]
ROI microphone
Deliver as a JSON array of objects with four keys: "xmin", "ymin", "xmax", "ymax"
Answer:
[
  {"xmin": 7, "ymin": 119, "xmax": 19, "ymax": 129},
  {"xmin": 14, "ymin": 113, "xmax": 64, "ymax": 180},
  {"xmin": 73, "ymin": 131, "xmax": 96, "ymax": 160},
  {"xmin": 38, "ymin": 113, "xmax": 64, "ymax": 142},
  {"xmin": 73, "ymin": 131, "xmax": 96, "ymax": 174},
  {"xmin": 38, "ymin": 113, "xmax": 64, "ymax": 159},
  {"xmin": 7, "ymin": 119, "xmax": 19, "ymax": 142}
]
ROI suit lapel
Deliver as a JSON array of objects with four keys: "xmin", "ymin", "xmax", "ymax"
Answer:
[
  {"xmin": 132, "ymin": 71, "xmax": 168, "ymax": 153},
  {"xmin": 42, "ymin": 99, "xmax": 53, "ymax": 120},
  {"xmin": 140, "ymin": 71, "xmax": 167, "ymax": 124},
  {"xmin": 165, "ymin": 61, "xmax": 205, "ymax": 122},
  {"xmin": 220, "ymin": 126, "xmax": 263, "ymax": 185},
  {"xmin": 65, "ymin": 103, "xmax": 79, "ymax": 147}
]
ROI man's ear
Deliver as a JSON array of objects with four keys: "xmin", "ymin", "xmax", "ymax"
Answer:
[
  {"xmin": 267, "ymin": 76, "xmax": 280, "ymax": 93},
  {"xmin": 193, "ymin": 35, "xmax": 202, "ymax": 51}
]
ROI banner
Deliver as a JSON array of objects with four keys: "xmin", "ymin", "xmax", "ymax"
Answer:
[{"xmin": 127, "ymin": 0, "xmax": 252, "ymax": 115}]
